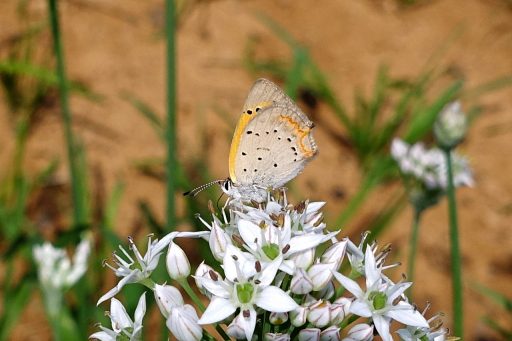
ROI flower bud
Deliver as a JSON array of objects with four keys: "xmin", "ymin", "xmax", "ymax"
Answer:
[
  {"xmin": 166, "ymin": 241, "xmax": 191, "ymax": 280},
  {"xmin": 391, "ymin": 138, "xmax": 408, "ymax": 161},
  {"xmin": 290, "ymin": 248, "xmax": 315, "ymax": 269},
  {"xmin": 308, "ymin": 263, "xmax": 334, "ymax": 291},
  {"xmin": 298, "ymin": 328, "xmax": 321, "ymax": 341},
  {"xmin": 265, "ymin": 333, "xmax": 290, "ymax": 341},
  {"xmin": 320, "ymin": 326, "xmax": 340, "ymax": 341},
  {"xmin": 314, "ymin": 280, "xmax": 335, "ymax": 300},
  {"xmin": 290, "ymin": 306, "xmax": 307, "ymax": 327},
  {"xmin": 209, "ymin": 221, "xmax": 229, "ymax": 261},
  {"xmin": 154, "ymin": 284, "xmax": 183, "ymax": 318},
  {"xmin": 330, "ymin": 297, "xmax": 351, "ymax": 324},
  {"xmin": 227, "ymin": 314, "xmax": 246, "ymax": 340},
  {"xmin": 166, "ymin": 304, "xmax": 202, "ymax": 341},
  {"xmin": 434, "ymin": 101, "xmax": 468, "ymax": 149},
  {"xmin": 321, "ymin": 239, "xmax": 348, "ymax": 270},
  {"xmin": 269, "ymin": 312, "xmax": 288, "ymax": 325},
  {"xmin": 194, "ymin": 262, "xmax": 219, "ymax": 296},
  {"xmin": 290, "ymin": 268, "xmax": 314, "ymax": 294},
  {"xmin": 307, "ymin": 300, "xmax": 330, "ymax": 328},
  {"xmin": 344, "ymin": 323, "xmax": 373, "ymax": 341}
]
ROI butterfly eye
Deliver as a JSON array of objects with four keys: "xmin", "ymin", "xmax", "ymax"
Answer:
[{"xmin": 224, "ymin": 181, "xmax": 231, "ymax": 191}]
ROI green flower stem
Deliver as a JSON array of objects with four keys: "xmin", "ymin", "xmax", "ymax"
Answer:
[
  {"xmin": 178, "ymin": 279, "xmax": 205, "ymax": 311},
  {"xmin": 407, "ymin": 207, "xmax": 422, "ymax": 296},
  {"xmin": 444, "ymin": 149, "xmax": 463, "ymax": 338},
  {"xmin": 47, "ymin": 0, "xmax": 87, "ymax": 227},
  {"xmin": 177, "ymin": 279, "xmax": 230, "ymax": 340},
  {"xmin": 165, "ymin": 0, "xmax": 176, "ymax": 231}
]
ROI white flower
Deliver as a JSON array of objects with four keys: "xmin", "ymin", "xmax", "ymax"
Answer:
[
  {"xmin": 238, "ymin": 215, "xmax": 338, "ymax": 275},
  {"xmin": 33, "ymin": 236, "xmax": 91, "ymax": 291},
  {"xmin": 98, "ymin": 231, "xmax": 208, "ymax": 305},
  {"xmin": 90, "ymin": 292, "xmax": 146, "ymax": 341},
  {"xmin": 333, "ymin": 248, "xmax": 429, "ymax": 341},
  {"xmin": 197, "ymin": 245, "xmax": 298, "ymax": 341},
  {"xmin": 396, "ymin": 309, "xmax": 450, "ymax": 341}
]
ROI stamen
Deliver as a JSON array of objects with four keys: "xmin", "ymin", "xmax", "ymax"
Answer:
[{"xmin": 282, "ymin": 244, "xmax": 291, "ymax": 254}]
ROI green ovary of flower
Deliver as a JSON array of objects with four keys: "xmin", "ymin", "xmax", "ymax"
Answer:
[
  {"xmin": 368, "ymin": 291, "xmax": 387, "ymax": 310},
  {"xmin": 261, "ymin": 243, "xmax": 280, "ymax": 260},
  {"xmin": 236, "ymin": 283, "xmax": 255, "ymax": 304}
]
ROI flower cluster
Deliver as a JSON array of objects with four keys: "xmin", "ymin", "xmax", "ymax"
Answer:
[
  {"xmin": 391, "ymin": 138, "xmax": 473, "ymax": 211},
  {"xmin": 91, "ymin": 192, "xmax": 449, "ymax": 340},
  {"xmin": 34, "ymin": 235, "xmax": 91, "ymax": 292},
  {"xmin": 391, "ymin": 138, "xmax": 473, "ymax": 191}
]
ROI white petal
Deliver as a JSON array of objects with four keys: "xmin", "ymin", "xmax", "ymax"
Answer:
[
  {"xmin": 89, "ymin": 330, "xmax": 116, "ymax": 341},
  {"xmin": 306, "ymin": 202, "xmax": 326, "ymax": 214},
  {"xmin": 241, "ymin": 309, "xmax": 257, "ymax": 341},
  {"xmin": 349, "ymin": 300, "xmax": 372, "ymax": 318},
  {"xmin": 255, "ymin": 286, "xmax": 298, "ymax": 312},
  {"xmin": 154, "ymin": 284, "xmax": 184, "ymax": 318},
  {"xmin": 198, "ymin": 297, "xmax": 237, "ymax": 324},
  {"xmin": 308, "ymin": 263, "xmax": 335, "ymax": 291},
  {"xmin": 387, "ymin": 282, "xmax": 411, "ymax": 302},
  {"xmin": 167, "ymin": 306, "xmax": 202, "ymax": 341},
  {"xmin": 258, "ymin": 256, "xmax": 282, "ymax": 286},
  {"xmin": 194, "ymin": 277, "xmax": 230, "ymax": 299},
  {"xmin": 364, "ymin": 247, "xmax": 380, "ymax": 288},
  {"xmin": 110, "ymin": 298, "xmax": 132, "ymax": 331},
  {"xmin": 386, "ymin": 302, "xmax": 429, "ymax": 327},
  {"xmin": 209, "ymin": 222, "xmax": 229, "ymax": 261},
  {"xmin": 332, "ymin": 272, "xmax": 364, "ymax": 298},
  {"xmin": 134, "ymin": 292, "xmax": 147, "ymax": 327},
  {"xmin": 287, "ymin": 234, "xmax": 328, "ymax": 255},
  {"xmin": 279, "ymin": 259, "xmax": 296, "ymax": 275},
  {"xmin": 97, "ymin": 271, "xmax": 139, "ymax": 306},
  {"xmin": 373, "ymin": 315, "xmax": 392, "ymax": 341},
  {"xmin": 238, "ymin": 220, "xmax": 260, "ymax": 249}
]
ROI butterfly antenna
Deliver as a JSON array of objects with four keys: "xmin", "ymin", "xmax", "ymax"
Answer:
[{"xmin": 183, "ymin": 179, "xmax": 225, "ymax": 197}]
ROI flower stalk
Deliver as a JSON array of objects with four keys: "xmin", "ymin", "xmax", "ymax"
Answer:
[{"xmin": 445, "ymin": 148, "xmax": 463, "ymax": 338}]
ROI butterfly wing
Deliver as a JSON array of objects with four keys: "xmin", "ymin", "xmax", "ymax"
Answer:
[{"xmin": 229, "ymin": 78, "xmax": 316, "ymax": 186}]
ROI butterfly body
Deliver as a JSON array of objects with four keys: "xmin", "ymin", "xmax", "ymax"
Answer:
[{"xmin": 224, "ymin": 79, "xmax": 318, "ymax": 202}]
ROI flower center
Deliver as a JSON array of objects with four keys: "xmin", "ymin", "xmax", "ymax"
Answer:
[
  {"xmin": 368, "ymin": 291, "xmax": 387, "ymax": 310},
  {"xmin": 236, "ymin": 283, "xmax": 255, "ymax": 304},
  {"xmin": 261, "ymin": 243, "xmax": 280, "ymax": 260}
]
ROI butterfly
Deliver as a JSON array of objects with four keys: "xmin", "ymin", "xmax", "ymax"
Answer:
[{"xmin": 185, "ymin": 78, "xmax": 318, "ymax": 202}]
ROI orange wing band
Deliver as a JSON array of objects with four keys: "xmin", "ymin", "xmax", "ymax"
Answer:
[{"xmin": 279, "ymin": 115, "xmax": 316, "ymax": 158}]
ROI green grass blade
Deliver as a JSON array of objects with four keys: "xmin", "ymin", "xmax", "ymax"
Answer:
[
  {"xmin": 404, "ymin": 80, "xmax": 463, "ymax": 142},
  {"xmin": 472, "ymin": 283, "xmax": 512, "ymax": 312},
  {"xmin": 120, "ymin": 91, "xmax": 164, "ymax": 139},
  {"xmin": 47, "ymin": 0, "xmax": 88, "ymax": 227},
  {"xmin": 165, "ymin": 0, "xmax": 177, "ymax": 232}
]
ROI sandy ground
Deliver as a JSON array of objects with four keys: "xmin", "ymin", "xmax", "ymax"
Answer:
[{"xmin": 0, "ymin": 0, "xmax": 511, "ymax": 339}]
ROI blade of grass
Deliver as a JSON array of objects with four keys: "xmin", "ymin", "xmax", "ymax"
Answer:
[
  {"xmin": 47, "ymin": 0, "xmax": 88, "ymax": 227},
  {"xmin": 165, "ymin": 0, "xmax": 176, "ymax": 232},
  {"xmin": 472, "ymin": 283, "xmax": 512, "ymax": 312}
]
